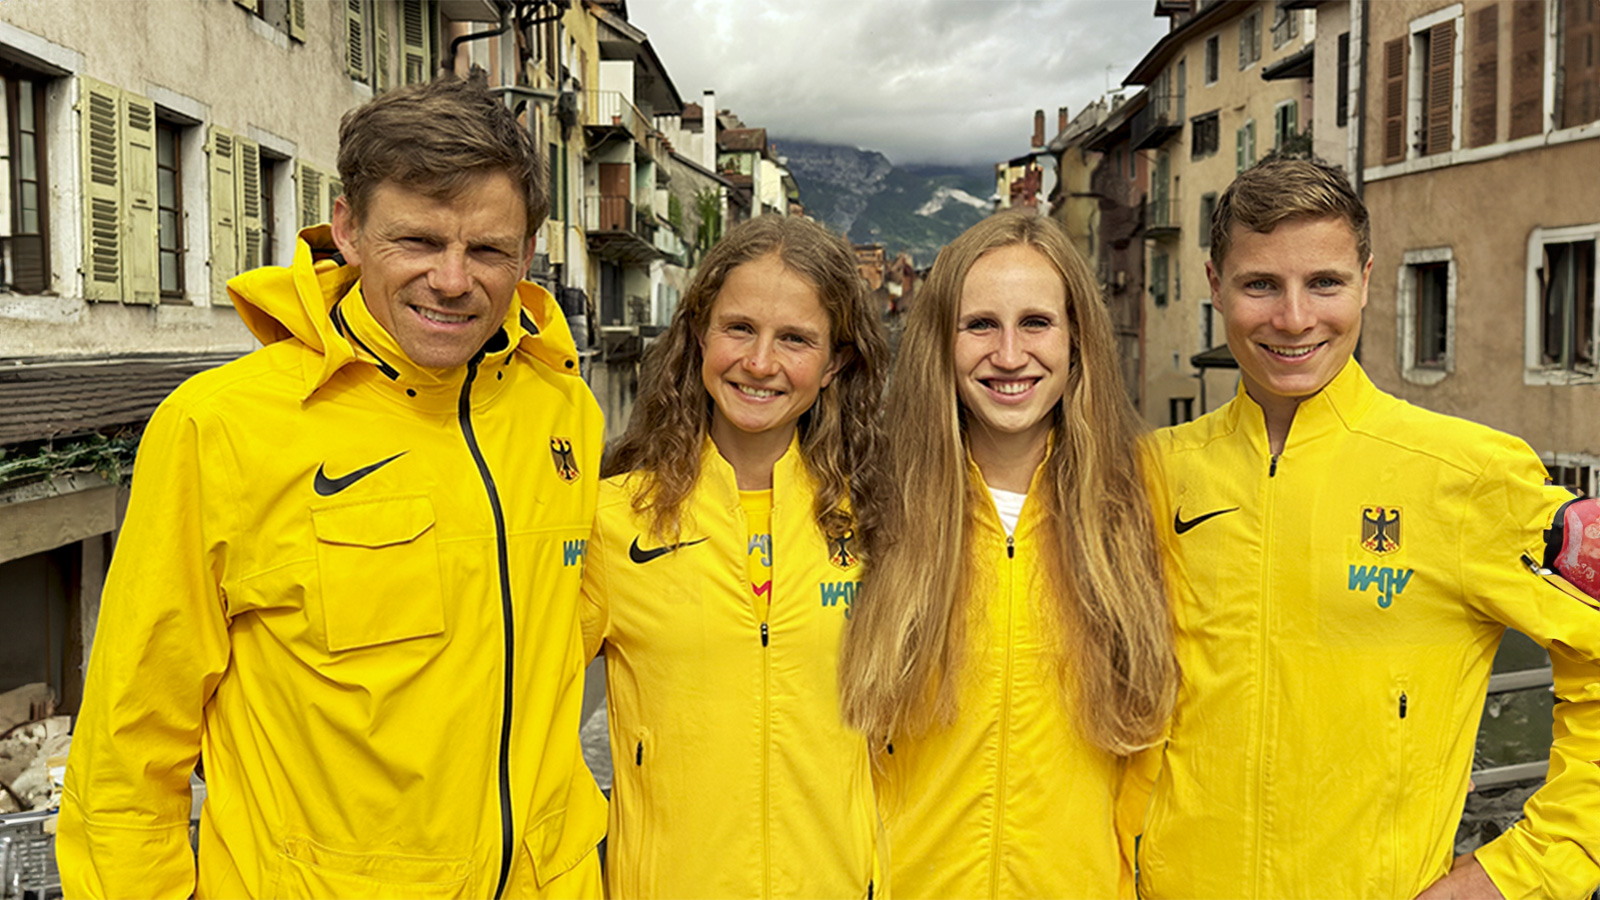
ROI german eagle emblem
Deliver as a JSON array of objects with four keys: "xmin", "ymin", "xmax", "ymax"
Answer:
[
  {"xmin": 1361, "ymin": 505, "xmax": 1401, "ymax": 555},
  {"xmin": 550, "ymin": 437, "xmax": 579, "ymax": 484},
  {"xmin": 828, "ymin": 530, "xmax": 858, "ymax": 570}
]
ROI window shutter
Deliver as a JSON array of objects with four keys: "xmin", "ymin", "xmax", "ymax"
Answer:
[
  {"xmin": 236, "ymin": 137, "xmax": 264, "ymax": 273},
  {"xmin": 1383, "ymin": 37, "xmax": 1407, "ymax": 162},
  {"xmin": 1511, "ymin": 0, "xmax": 1546, "ymax": 137},
  {"xmin": 325, "ymin": 177, "xmax": 344, "ymax": 223},
  {"xmin": 79, "ymin": 77, "xmax": 123, "ymax": 302},
  {"xmin": 402, "ymin": 0, "xmax": 431, "ymax": 84},
  {"xmin": 288, "ymin": 0, "xmax": 306, "ymax": 42},
  {"xmin": 1469, "ymin": 5, "xmax": 1500, "ymax": 147},
  {"xmin": 1561, "ymin": 0, "xmax": 1600, "ymax": 127},
  {"xmin": 1425, "ymin": 20, "xmax": 1456, "ymax": 154},
  {"xmin": 374, "ymin": 2, "xmax": 391, "ymax": 92},
  {"xmin": 1236, "ymin": 125, "xmax": 1246, "ymax": 172},
  {"xmin": 209, "ymin": 128, "xmax": 239, "ymax": 306},
  {"xmin": 233, "ymin": 0, "xmax": 256, "ymax": 10},
  {"xmin": 346, "ymin": 0, "xmax": 367, "ymax": 81},
  {"xmin": 121, "ymin": 93, "xmax": 159, "ymax": 305},
  {"xmin": 297, "ymin": 160, "xmax": 323, "ymax": 228}
]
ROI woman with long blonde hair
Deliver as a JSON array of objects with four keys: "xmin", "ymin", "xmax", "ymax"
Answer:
[
  {"xmin": 583, "ymin": 215, "xmax": 889, "ymax": 898},
  {"xmin": 839, "ymin": 211, "xmax": 1177, "ymax": 898}
]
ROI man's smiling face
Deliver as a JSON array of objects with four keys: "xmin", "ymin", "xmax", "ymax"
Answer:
[
  {"xmin": 332, "ymin": 172, "xmax": 533, "ymax": 369},
  {"xmin": 1208, "ymin": 215, "xmax": 1372, "ymax": 423}
]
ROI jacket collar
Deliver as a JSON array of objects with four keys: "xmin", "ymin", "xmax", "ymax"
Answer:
[
  {"xmin": 965, "ymin": 439, "xmax": 1051, "ymax": 541},
  {"xmin": 227, "ymin": 225, "xmax": 581, "ymax": 404},
  {"xmin": 1228, "ymin": 357, "xmax": 1380, "ymax": 454},
  {"xmin": 698, "ymin": 432, "xmax": 810, "ymax": 513}
]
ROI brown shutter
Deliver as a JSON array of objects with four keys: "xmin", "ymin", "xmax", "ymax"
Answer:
[
  {"xmin": 1469, "ymin": 4, "xmax": 1499, "ymax": 147},
  {"xmin": 1383, "ymin": 37, "xmax": 1407, "ymax": 162},
  {"xmin": 1511, "ymin": 0, "xmax": 1547, "ymax": 138},
  {"xmin": 1425, "ymin": 21, "xmax": 1456, "ymax": 154},
  {"xmin": 1559, "ymin": 0, "xmax": 1599, "ymax": 128}
]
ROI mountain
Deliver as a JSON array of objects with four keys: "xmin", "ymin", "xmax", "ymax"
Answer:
[{"xmin": 774, "ymin": 139, "xmax": 993, "ymax": 266}]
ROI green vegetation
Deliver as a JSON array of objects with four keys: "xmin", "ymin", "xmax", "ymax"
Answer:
[{"xmin": 0, "ymin": 430, "xmax": 142, "ymax": 492}]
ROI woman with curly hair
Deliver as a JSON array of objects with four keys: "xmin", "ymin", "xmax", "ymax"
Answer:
[
  {"xmin": 582, "ymin": 215, "xmax": 889, "ymax": 898},
  {"xmin": 838, "ymin": 212, "xmax": 1178, "ymax": 898}
]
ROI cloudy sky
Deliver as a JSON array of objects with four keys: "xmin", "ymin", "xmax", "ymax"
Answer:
[{"xmin": 625, "ymin": 0, "xmax": 1173, "ymax": 168}]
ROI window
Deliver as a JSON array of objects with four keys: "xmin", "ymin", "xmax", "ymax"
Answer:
[
  {"xmin": 1152, "ymin": 251, "xmax": 1169, "ymax": 308},
  {"xmin": 1199, "ymin": 299, "xmax": 1215, "ymax": 349},
  {"xmin": 1236, "ymin": 119, "xmax": 1257, "ymax": 172},
  {"xmin": 1525, "ymin": 224, "xmax": 1598, "ymax": 382},
  {"xmin": 1544, "ymin": 456, "xmax": 1597, "ymax": 498},
  {"xmin": 1558, "ymin": 0, "xmax": 1598, "ymax": 129},
  {"xmin": 1415, "ymin": 14, "xmax": 1459, "ymax": 156},
  {"xmin": 401, "ymin": 0, "xmax": 435, "ymax": 85},
  {"xmin": 1239, "ymin": 12, "xmax": 1262, "ymax": 70},
  {"xmin": 1191, "ymin": 111, "xmax": 1220, "ymax": 159},
  {"xmin": 1198, "ymin": 193, "xmax": 1217, "ymax": 248},
  {"xmin": 260, "ymin": 154, "xmax": 280, "ymax": 266},
  {"xmin": 1205, "ymin": 35, "xmax": 1220, "ymax": 84},
  {"xmin": 2, "ymin": 66, "xmax": 50, "ymax": 294},
  {"xmin": 1398, "ymin": 248, "xmax": 1455, "ymax": 383},
  {"xmin": 1272, "ymin": 6, "xmax": 1301, "ymax": 49},
  {"xmin": 1337, "ymin": 32, "xmax": 1351, "ymax": 127},
  {"xmin": 156, "ymin": 122, "xmax": 183, "ymax": 299},
  {"xmin": 1169, "ymin": 397, "xmax": 1195, "ymax": 425},
  {"xmin": 1274, "ymin": 100, "xmax": 1299, "ymax": 149},
  {"xmin": 1176, "ymin": 59, "xmax": 1187, "ymax": 120},
  {"xmin": 231, "ymin": 0, "xmax": 307, "ymax": 42}
]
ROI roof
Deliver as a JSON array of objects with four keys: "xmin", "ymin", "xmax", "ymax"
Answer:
[
  {"xmin": 719, "ymin": 127, "xmax": 768, "ymax": 154},
  {"xmin": 669, "ymin": 150, "xmax": 736, "ymax": 188},
  {"xmin": 0, "ymin": 353, "xmax": 242, "ymax": 445},
  {"xmin": 1261, "ymin": 43, "xmax": 1314, "ymax": 80},
  {"xmin": 1126, "ymin": 0, "xmax": 1254, "ymax": 85},
  {"xmin": 1190, "ymin": 342, "xmax": 1239, "ymax": 369},
  {"xmin": 1084, "ymin": 89, "xmax": 1149, "ymax": 151}
]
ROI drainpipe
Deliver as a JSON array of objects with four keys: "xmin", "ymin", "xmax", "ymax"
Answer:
[{"xmin": 1353, "ymin": 0, "xmax": 1368, "ymax": 198}]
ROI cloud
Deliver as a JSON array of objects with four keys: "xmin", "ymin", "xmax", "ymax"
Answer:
[{"xmin": 627, "ymin": 0, "xmax": 1171, "ymax": 165}]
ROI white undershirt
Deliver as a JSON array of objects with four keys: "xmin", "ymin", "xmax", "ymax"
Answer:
[{"xmin": 988, "ymin": 486, "xmax": 1027, "ymax": 537}]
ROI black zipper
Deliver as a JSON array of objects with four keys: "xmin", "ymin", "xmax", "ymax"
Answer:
[
  {"xmin": 460, "ymin": 351, "xmax": 516, "ymax": 899},
  {"xmin": 761, "ymin": 621, "xmax": 769, "ymax": 647},
  {"xmin": 1269, "ymin": 454, "xmax": 1279, "ymax": 477}
]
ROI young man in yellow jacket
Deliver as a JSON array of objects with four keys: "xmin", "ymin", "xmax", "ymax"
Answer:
[
  {"xmin": 1141, "ymin": 157, "xmax": 1600, "ymax": 898},
  {"xmin": 57, "ymin": 77, "xmax": 606, "ymax": 899}
]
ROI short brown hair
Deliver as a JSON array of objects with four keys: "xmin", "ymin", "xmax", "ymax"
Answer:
[
  {"xmin": 337, "ymin": 75, "xmax": 547, "ymax": 237},
  {"xmin": 1210, "ymin": 156, "xmax": 1369, "ymax": 269}
]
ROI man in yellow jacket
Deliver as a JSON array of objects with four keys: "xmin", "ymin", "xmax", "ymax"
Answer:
[
  {"xmin": 1142, "ymin": 157, "xmax": 1600, "ymax": 898},
  {"xmin": 56, "ymin": 77, "xmax": 606, "ymax": 899}
]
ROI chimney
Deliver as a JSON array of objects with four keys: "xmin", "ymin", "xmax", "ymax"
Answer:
[
  {"xmin": 1059, "ymin": 106, "xmax": 1070, "ymax": 134},
  {"xmin": 702, "ymin": 89, "xmax": 717, "ymax": 173},
  {"xmin": 1033, "ymin": 110, "xmax": 1045, "ymax": 148}
]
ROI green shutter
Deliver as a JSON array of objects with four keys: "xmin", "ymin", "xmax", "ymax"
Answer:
[
  {"xmin": 401, "ymin": 0, "xmax": 431, "ymax": 84},
  {"xmin": 288, "ymin": 0, "xmax": 306, "ymax": 42},
  {"xmin": 79, "ymin": 77, "xmax": 123, "ymax": 302},
  {"xmin": 374, "ymin": 1, "xmax": 391, "ymax": 91},
  {"xmin": 345, "ymin": 0, "xmax": 367, "ymax": 81},
  {"xmin": 297, "ymin": 160, "xmax": 324, "ymax": 229},
  {"xmin": 209, "ymin": 127, "xmax": 239, "ymax": 306},
  {"xmin": 236, "ymin": 137, "xmax": 264, "ymax": 272},
  {"xmin": 121, "ymin": 92, "xmax": 159, "ymax": 305}
]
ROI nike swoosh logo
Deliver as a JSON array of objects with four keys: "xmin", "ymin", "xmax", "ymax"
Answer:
[
  {"xmin": 313, "ymin": 452, "xmax": 407, "ymax": 496},
  {"xmin": 1174, "ymin": 506, "xmax": 1239, "ymax": 534},
  {"xmin": 628, "ymin": 536, "xmax": 709, "ymax": 564}
]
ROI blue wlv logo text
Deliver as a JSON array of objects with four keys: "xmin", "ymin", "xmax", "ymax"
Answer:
[
  {"xmin": 1348, "ymin": 564, "xmax": 1413, "ymax": 608},
  {"xmin": 563, "ymin": 539, "xmax": 587, "ymax": 567},
  {"xmin": 820, "ymin": 581, "xmax": 857, "ymax": 618}
]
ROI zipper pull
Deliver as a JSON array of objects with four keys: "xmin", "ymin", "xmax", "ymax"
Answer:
[
  {"xmin": 761, "ymin": 621, "xmax": 769, "ymax": 647},
  {"xmin": 635, "ymin": 741, "xmax": 643, "ymax": 765},
  {"xmin": 1399, "ymin": 692, "xmax": 1408, "ymax": 719},
  {"xmin": 868, "ymin": 879, "xmax": 875, "ymax": 900},
  {"xmin": 1269, "ymin": 455, "xmax": 1279, "ymax": 477},
  {"xmin": 1006, "ymin": 534, "xmax": 1015, "ymax": 559}
]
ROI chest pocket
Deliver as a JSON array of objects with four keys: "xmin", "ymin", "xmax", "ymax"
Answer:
[{"xmin": 312, "ymin": 495, "xmax": 445, "ymax": 652}]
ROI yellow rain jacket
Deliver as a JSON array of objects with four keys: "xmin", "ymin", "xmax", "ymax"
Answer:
[
  {"xmin": 1140, "ymin": 360, "xmax": 1600, "ymax": 899},
  {"xmin": 58, "ymin": 227, "xmax": 607, "ymax": 899},
  {"xmin": 877, "ymin": 459, "xmax": 1133, "ymax": 899},
  {"xmin": 581, "ymin": 438, "xmax": 880, "ymax": 898}
]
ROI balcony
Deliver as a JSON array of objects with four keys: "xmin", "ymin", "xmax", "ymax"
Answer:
[
  {"xmin": 584, "ymin": 195, "xmax": 664, "ymax": 265},
  {"xmin": 1145, "ymin": 194, "xmax": 1181, "ymax": 239},
  {"xmin": 586, "ymin": 91, "xmax": 661, "ymax": 161},
  {"xmin": 1131, "ymin": 92, "xmax": 1184, "ymax": 150}
]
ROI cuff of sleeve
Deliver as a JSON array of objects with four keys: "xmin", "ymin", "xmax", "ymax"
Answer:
[{"xmin": 1477, "ymin": 823, "xmax": 1600, "ymax": 900}]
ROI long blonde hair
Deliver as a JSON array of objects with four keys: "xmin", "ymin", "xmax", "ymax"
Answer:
[
  {"xmin": 838, "ymin": 212, "xmax": 1176, "ymax": 755},
  {"xmin": 603, "ymin": 215, "xmax": 889, "ymax": 545}
]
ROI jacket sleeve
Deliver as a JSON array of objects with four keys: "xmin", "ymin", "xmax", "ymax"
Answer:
[
  {"xmin": 56, "ymin": 396, "xmax": 234, "ymax": 899},
  {"xmin": 1461, "ymin": 443, "xmax": 1600, "ymax": 900},
  {"xmin": 579, "ymin": 504, "xmax": 610, "ymax": 662}
]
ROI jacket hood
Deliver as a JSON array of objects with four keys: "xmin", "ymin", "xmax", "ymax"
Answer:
[{"xmin": 226, "ymin": 225, "xmax": 581, "ymax": 397}]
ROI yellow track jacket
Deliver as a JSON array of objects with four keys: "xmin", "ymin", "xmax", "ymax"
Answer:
[
  {"xmin": 1141, "ymin": 360, "xmax": 1600, "ymax": 899},
  {"xmin": 58, "ymin": 227, "xmax": 607, "ymax": 899},
  {"xmin": 877, "ymin": 459, "xmax": 1132, "ymax": 899},
  {"xmin": 581, "ymin": 438, "xmax": 880, "ymax": 898}
]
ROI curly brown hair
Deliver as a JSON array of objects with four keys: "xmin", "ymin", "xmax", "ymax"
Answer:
[{"xmin": 604, "ymin": 216, "xmax": 889, "ymax": 548}]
